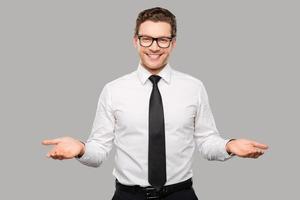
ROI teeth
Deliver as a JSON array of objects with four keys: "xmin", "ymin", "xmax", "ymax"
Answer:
[{"xmin": 148, "ymin": 54, "xmax": 160, "ymax": 60}]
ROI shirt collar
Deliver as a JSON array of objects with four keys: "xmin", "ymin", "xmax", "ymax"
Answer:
[{"xmin": 137, "ymin": 62, "xmax": 172, "ymax": 85}]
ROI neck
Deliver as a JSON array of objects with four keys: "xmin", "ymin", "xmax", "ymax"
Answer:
[{"xmin": 141, "ymin": 63, "xmax": 167, "ymax": 75}]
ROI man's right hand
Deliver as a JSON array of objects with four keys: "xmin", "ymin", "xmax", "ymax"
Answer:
[{"xmin": 42, "ymin": 137, "xmax": 85, "ymax": 160}]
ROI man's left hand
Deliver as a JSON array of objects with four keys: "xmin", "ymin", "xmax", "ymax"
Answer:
[{"xmin": 226, "ymin": 139, "xmax": 269, "ymax": 158}]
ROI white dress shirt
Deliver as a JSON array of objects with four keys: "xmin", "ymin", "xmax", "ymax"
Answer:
[{"xmin": 77, "ymin": 63, "xmax": 233, "ymax": 186}]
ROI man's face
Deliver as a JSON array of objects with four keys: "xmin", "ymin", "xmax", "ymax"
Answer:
[{"xmin": 133, "ymin": 20, "xmax": 176, "ymax": 74}]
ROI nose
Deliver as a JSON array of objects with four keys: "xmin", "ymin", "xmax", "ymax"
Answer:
[{"xmin": 149, "ymin": 40, "xmax": 160, "ymax": 51}]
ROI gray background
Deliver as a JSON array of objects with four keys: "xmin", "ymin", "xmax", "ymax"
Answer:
[{"xmin": 1, "ymin": 0, "xmax": 299, "ymax": 199}]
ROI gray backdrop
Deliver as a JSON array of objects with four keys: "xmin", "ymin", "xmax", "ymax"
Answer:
[{"xmin": 1, "ymin": 0, "xmax": 299, "ymax": 199}]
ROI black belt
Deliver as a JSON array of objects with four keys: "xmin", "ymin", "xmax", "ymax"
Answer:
[{"xmin": 115, "ymin": 178, "xmax": 193, "ymax": 199}]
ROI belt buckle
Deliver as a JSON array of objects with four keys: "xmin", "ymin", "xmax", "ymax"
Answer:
[{"xmin": 145, "ymin": 187, "xmax": 161, "ymax": 200}]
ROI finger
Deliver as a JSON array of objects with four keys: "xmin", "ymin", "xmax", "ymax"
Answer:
[
  {"xmin": 49, "ymin": 149, "xmax": 59, "ymax": 157},
  {"xmin": 246, "ymin": 152, "xmax": 255, "ymax": 158},
  {"xmin": 42, "ymin": 138, "xmax": 62, "ymax": 145},
  {"xmin": 257, "ymin": 150, "xmax": 264, "ymax": 155},
  {"xmin": 50, "ymin": 151, "xmax": 61, "ymax": 160},
  {"xmin": 253, "ymin": 154, "xmax": 260, "ymax": 159},
  {"xmin": 49, "ymin": 151, "xmax": 56, "ymax": 157},
  {"xmin": 57, "ymin": 156, "xmax": 64, "ymax": 160},
  {"xmin": 245, "ymin": 148, "xmax": 260, "ymax": 158},
  {"xmin": 251, "ymin": 151, "xmax": 258, "ymax": 158},
  {"xmin": 254, "ymin": 151, "xmax": 263, "ymax": 158},
  {"xmin": 52, "ymin": 155, "xmax": 60, "ymax": 160},
  {"xmin": 252, "ymin": 142, "xmax": 269, "ymax": 150},
  {"xmin": 254, "ymin": 148, "xmax": 265, "ymax": 154},
  {"xmin": 251, "ymin": 149, "xmax": 264, "ymax": 158}
]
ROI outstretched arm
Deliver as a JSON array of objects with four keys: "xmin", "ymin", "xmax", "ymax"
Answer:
[
  {"xmin": 42, "ymin": 84, "xmax": 115, "ymax": 167},
  {"xmin": 194, "ymin": 82, "xmax": 269, "ymax": 161}
]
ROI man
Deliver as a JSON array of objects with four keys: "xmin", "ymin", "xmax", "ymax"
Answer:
[{"xmin": 42, "ymin": 7, "xmax": 268, "ymax": 200}]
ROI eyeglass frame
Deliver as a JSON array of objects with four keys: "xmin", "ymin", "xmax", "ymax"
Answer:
[{"xmin": 137, "ymin": 34, "xmax": 175, "ymax": 48}]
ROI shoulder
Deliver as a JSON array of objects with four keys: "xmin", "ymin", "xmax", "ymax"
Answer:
[
  {"xmin": 172, "ymin": 68, "xmax": 205, "ymax": 88},
  {"xmin": 104, "ymin": 70, "xmax": 136, "ymax": 90},
  {"xmin": 96, "ymin": 70, "xmax": 136, "ymax": 101}
]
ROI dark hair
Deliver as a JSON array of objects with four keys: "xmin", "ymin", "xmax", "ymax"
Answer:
[{"xmin": 134, "ymin": 7, "xmax": 177, "ymax": 37}]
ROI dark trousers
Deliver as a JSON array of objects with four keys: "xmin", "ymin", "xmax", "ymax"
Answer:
[{"xmin": 111, "ymin": 185, "xmax": 199, "ymax": 200}]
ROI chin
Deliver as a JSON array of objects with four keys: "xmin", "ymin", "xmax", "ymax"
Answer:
[
  {"xmin": 144, "ymin": 60, "xmax": 166, "ymax": 68},
  {"xmin": 148, "ymin": 64, "xmax": 162, "ymax": 69},
  {"xmin": 146, "ymin": 64, "xmax": 164, "ymax": 71}
]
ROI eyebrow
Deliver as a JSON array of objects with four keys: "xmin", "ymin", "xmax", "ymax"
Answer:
[{"xmin": 138, "ymin": 34, "xmax": 172, "ymax": 38}]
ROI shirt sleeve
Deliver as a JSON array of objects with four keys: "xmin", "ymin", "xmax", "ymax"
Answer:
[
  {"xmin": 194, "ymin": 82, "xmax": 234, "ymax": 161},
  {"xmin": 76, "ymin": 84, "xmax": 115, "ymax": 167}
]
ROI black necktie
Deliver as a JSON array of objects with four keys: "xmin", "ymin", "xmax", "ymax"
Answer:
[{"xmin": 148, "ymin": 75, "xmax": 166, "ymax": 189}]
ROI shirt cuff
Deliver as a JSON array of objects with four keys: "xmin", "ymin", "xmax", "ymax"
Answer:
[
  {"xmin": 223, "ymin": 138, "xmax": 236, "ymax": 160},
  {"xmin": 75, "ymin": 141, "xmax": 104, "ymax": 167},
  {"xmin": 75, "ymin": 141, "xmax": 85, "ymax": 159},
  {"xmin": 75, "ymin": 146, "xmax": 91, "ymax": 164}
]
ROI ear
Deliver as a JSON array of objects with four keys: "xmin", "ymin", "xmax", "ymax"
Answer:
[
  {"xmin": 133, "ymin": 35, "xmax": 138, "ymax": 48},
  {"xmin": 171, "ymin": 37, "xmax": 177, "ymax": 48}
]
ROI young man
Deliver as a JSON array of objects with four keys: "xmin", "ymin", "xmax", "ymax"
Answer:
[{"xmin": 42, "ymin": 7, "xmax": 268, "ymax": 200}]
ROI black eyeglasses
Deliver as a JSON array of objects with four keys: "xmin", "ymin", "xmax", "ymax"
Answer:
[{"xmin": 138, "ymin": 35, "xmax": 174, "ymax": 48}]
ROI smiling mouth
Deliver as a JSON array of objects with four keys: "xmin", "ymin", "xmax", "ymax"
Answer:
[{"xmin": 146, "ymin": 53, "xmax": 162, "ymax": 60}]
